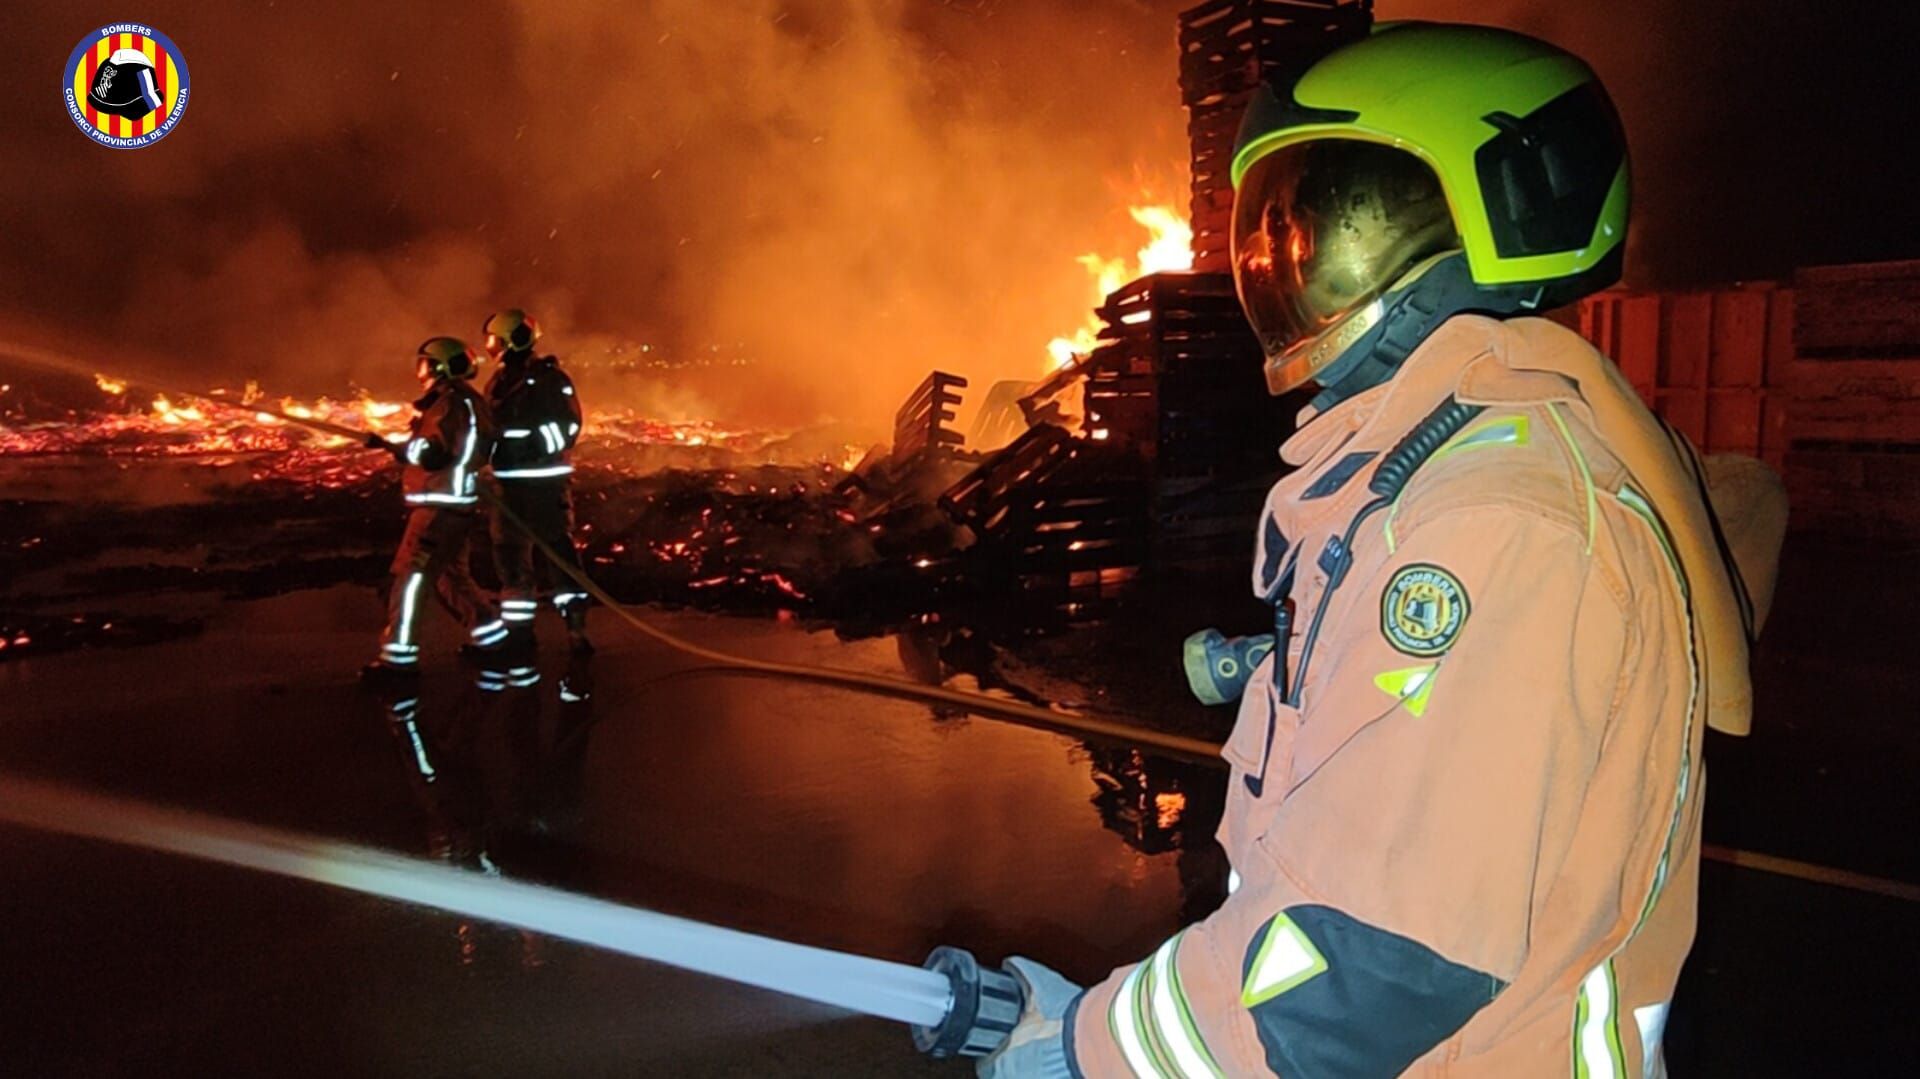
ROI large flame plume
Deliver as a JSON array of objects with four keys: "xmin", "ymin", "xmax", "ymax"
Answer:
[{"xmin": 1046, "ymin": 203, "xmax": 1194, "ymax": 369}]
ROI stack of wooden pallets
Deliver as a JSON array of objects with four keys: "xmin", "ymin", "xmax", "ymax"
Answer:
[{"xmin": 1178, "ymin": 0, "xmax": 1373, "ymax": 273}]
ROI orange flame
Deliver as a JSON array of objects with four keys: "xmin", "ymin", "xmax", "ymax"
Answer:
[
  {"xmin": 1046, "ymin": 203, "xmax": 1195, "ymax": 369},
  {"xmin": 94, "ymin": 374, "xmax": 127, "ymax": 396}
]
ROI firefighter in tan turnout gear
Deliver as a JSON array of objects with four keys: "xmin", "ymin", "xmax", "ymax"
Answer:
[
  {"xmin": 361, "ymin": 337, "xmax": 509, "ymax": 679},
  {"xmin": 981, "ymin": 24, "xmax": 1762, "ymax": 1079},
  {"xmin": 481, "ymin": 308, "xmax": 593, "ymax": 653}
]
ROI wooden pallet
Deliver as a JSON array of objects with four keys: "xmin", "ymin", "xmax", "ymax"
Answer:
[
  {"xmin": 1576, "ymin": 263, "xmax": 1920, "ymax": 539},
  {"xmin": 1577, "ymin": 284, "xmax": 1793, "ymax": 466},
  {"xmin": 893, "ymin": 370, "xmax": 968, "ymax": 459},
  {"xmin": 940, "ymin": 424, "xmax": 1083, "ymax": 534},
  {"xmin": 1779, "ymin": 263, "xmax": 1920, "ymax": 536}
]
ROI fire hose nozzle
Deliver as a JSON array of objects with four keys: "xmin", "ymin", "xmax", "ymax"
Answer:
[{"xmin": 911, "ymin": 946, "xmax": 1025, "ymax": 1059}]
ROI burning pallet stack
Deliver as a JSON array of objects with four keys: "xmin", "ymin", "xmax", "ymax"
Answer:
[
  {"xmin": 1179, "ymin": 0, "xmax": 1374, "ymax": 274},
  {"xmin": 891, "ymin": 371, "xmax": 968, "ymax": 461},
  {"xmin": 1081, "ymin": 272, "xmax": 1296, "ymax": 566},
  {"xmin": 922, "ymin": 270, "xmax": 1293, "ymax": 611},
  {"xmin": 852, "ymin": 1, "xmax": 1383, "ymax": 614}
]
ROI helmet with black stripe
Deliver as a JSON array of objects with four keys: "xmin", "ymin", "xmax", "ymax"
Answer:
[
  {"xmin": 1230, "ymin": 23, "xmax": 1629, "ymax": 402},
  {"xmin": 415, "ymin": 336, "xmax": 480, "ymax": 384},
  {"xmin": 482, "ymin": 308, "xmax": 543, "ymax": 360}
]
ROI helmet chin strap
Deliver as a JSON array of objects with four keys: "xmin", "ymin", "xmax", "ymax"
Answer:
[{"xmin": 1308, "ymin": 253, "xmax": 1537, "ymax": 412}]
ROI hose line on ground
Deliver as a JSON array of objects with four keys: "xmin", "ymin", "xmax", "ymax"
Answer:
[{"xmin": 482, "ymin": 488, "xmax": 1225, "ymax": 765}]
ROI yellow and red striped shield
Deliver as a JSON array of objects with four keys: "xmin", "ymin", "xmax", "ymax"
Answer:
[{"xmin": 64, "ymin": 24, "xmax": 191, "ymax": 148}]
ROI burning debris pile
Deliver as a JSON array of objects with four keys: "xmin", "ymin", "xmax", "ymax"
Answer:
[
  {"xmin": 0, "ymin": 78, "xmax": 1290, "ymax": 652},
  {"xmin": 0, "ymin": 364, "xmax": 890, "ymax": 651},
  {"xmin": 831, "ymin": 268, "xmax": 1293, "ymax": 625},
  {"xmin": 0, "ymin": 373, "xmax": 858, "ymax": 488},
  {"xmin": 576, "ymin": 466, "xmax": 880, "ymax": 612}
]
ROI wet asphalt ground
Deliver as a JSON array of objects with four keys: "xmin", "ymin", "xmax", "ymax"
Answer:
[{"xmin": 0, "ymin": 587, "xmax": 1204, "ymax": 1076}]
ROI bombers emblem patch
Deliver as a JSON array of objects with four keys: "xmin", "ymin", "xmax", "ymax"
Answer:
[
  {"xmin": 1380, "ymin": 563, "xmax": 1469, "ymax": 657},
  {"xmin": 64, "ymin": 23, "xmax": 191, "ymax": 149}
]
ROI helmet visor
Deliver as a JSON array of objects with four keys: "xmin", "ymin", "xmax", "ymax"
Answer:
[{"xmin": 1232, "ymin": 140, "xmax": 1458, "ymax": 377}]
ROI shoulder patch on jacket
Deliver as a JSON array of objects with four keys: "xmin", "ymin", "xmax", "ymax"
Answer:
[{"xmin": 1381, "ymin": 563, "xmax": 1470, "ymax": 656}]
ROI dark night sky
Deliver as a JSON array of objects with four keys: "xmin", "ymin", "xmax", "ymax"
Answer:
[{"xmin": 0, "ymin": 0, "xmax": 1913, "ymax": 423}]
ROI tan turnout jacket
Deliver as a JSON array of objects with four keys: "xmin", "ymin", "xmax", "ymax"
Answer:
[{"xmin": 1067, "ymin": 315, "xmax": 1754, "ymax": 1078}]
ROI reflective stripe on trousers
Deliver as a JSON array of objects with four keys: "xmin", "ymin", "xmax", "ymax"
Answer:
[
  {"xmin": 1574, "ymin": 960, "xmax": 1627, "ymax": 1079},
  {"xmin": 380, "ymin": 573, "xmax": 426, "ymax": 665}
]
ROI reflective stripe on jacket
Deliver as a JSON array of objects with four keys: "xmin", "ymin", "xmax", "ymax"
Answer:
[
  {"xmin": 487, "ymin": 356, "xmax": 581, "ymax": 480},
  {"xmin": 1067, "ymin": 316, "xmax": 1750, "ymax": 1078},
  {"xmin": 402, "ymin": 380, "xmax": 493, "ymax": 507}
]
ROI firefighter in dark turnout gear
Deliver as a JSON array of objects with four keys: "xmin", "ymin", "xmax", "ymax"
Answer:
[
  {"xmin": 482, "ymin": 309, "xmax": 592, "ymax": 652},
  {"xmin": 362, "ymin": 337, "xmax": 509, "ymax": 680}
]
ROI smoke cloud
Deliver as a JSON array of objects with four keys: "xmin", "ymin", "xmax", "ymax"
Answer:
[{"xmin": 0, "ymin": 1, "xmax": 1909, "ymax": 433}]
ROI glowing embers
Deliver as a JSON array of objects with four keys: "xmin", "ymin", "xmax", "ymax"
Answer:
[
  {"xmin": 1, "ymin": 375, "xmax": 864, "ymax": 490},
  {"xmin": 0, "ymin": 610, "xmax": 202, "ymax": 661},
  {"xmin": 0, "ymin": 380, "xmax": 414, "ymax": 468}
]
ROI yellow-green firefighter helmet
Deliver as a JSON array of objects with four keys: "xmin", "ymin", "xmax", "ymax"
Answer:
[
  {"xmin": 483, "ymin": 308, "xmax": 542, "ymax": 358},
  {"xmin": 415, "ymin": 336, "xmax": 480, "ymax": 383},
  {"xmin": 1230, "ymin": 22, "xmax": 1630, "ymax": 396}
]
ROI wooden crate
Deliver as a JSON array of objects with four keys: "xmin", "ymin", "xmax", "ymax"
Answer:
[
  {"xmin": 1579, "ymin": 262, "xmax": 1920, "ymax": 539},
  {"xmin": 1576, "ymin": 284, "xmax": 1793, "ymax": 468}
]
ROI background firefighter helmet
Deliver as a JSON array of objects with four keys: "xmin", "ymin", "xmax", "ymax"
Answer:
[
  {"xmin": 416, "ymin": 337, "xmax": 480, "ymax": 383},
  {"xmin": 87, "ymin": 49, "xmax": 164, "ymax": 122},
  {"xmin": 1230, "ymin": 23, "xmax": 1629, "ymax": 397},
  {"xmin": 483, "ymin": 308, "xmax": 542, "ymax": 358}
]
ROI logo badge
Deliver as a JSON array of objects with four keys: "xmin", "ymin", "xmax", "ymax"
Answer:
[
  {"xmin": 64, "ymin": 24, "xmax": 190, "ymax": 149},
  {"xmin": 1380, "ymin": 563, "xmax": 1470, "ymax": 657}
]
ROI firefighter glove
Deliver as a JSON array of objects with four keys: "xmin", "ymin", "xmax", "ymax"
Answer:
[{"xmin": 976, "ymin": 957, "xmax": 1081, "ymax": 1079}]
